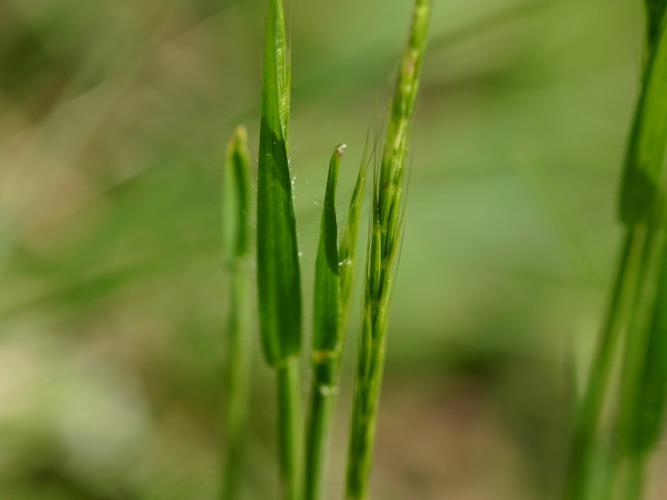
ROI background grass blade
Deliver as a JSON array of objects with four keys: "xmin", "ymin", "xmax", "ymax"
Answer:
[
  {"xmin": 615, "ymin": 219, "xmax": 667, "ymax": 500},
  {"xmin": 645, "ymin": 0, "xmax": 667, "ymax": 51},
  {"xmin": 567, "ymin": 5, "xmax": 667, "ymax": 500},
  {"xmin": 632, "ymin": 224, "xmax": 667, "ymax": 455},
  {"xmin": 256, "ymin": 1, "xmax": 302, "ymax": 499},
  {"xmin": 221, "ymin": 126, "xmax": 252, "ymax": 500},
  {"xmin": 618, "ymin": 5, "xmax": 667, "ymax": 224},
  {"xmin": 345, "ymin": 2, "xmax": 432, "ymax": 499},
  {"xmin": 304, "ymin": 145, "xmax": 343, "ymax": 500}
]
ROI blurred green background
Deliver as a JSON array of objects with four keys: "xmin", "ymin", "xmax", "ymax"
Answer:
[{"xmin": 1, "ymin": 0, "xmax": 665, "ymax": 499}]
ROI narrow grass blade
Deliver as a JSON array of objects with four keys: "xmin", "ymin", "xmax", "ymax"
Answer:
[
  {"xmin": 569, "ymin": 12, "xmax": 667, "ymax": 498},
  {"xmin": 630, "ymin": 223, "xmax": 667, "ymax": 456},
  {"xmin": 339, "ymin": 147, "xmax": 370, "ymax": 332},
  {"xmin": 619, "ymin": 11, "xmax": 667, "ymax": 224},
  {"xmin": 564, "ymin": 227, "xmax": 652, "ymax": 500},
  {"xmin": 303, "ymin": 144, "xmax": 369, "ymax": 500},
  {"xmin": 304, "ymin": 145, "xmax": 344, "ymax": 500},
  {"xmin": 224, "ymin": 127, "xmax": 252, "ymax": 264},
  {"xmin": 256, "ymin": 2, "xmax": 302, "ymax": 500},
  {"xmin": 645, "ymin": 0, "xmax": 667, "ymax": 51},
  {"xmin": 312, "ymin": 147, "xmax": 343, "ymax": 359},
  {"xmin": 221, "ymin": 126, "xmax": 252, "ymax": 500},
  {"xmin": 607, "ymin": 208, "xmax": 667, "ymax": 500},
  {"xmin": 257, "ymin": 0, "xmax": 301, "ymax": 365},
  {"xmin": 345, "ymin": 2, "xmax": 432, "ymax": 499}
]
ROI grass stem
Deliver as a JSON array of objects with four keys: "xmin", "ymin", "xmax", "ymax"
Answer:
[
  {"xmin": 277, "ymin": 358, "xmax": 303, "ymax": 500},
  {"xmin": 222, "ymin": 126, "xmax": 252, "ymax": 500}
]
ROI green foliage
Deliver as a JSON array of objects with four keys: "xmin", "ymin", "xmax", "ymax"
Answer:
[
  {"xmin": 221, "ymin": 126, "xmax": 253, "ymax": 500},
  {"xmin": 619, "ymin": 221, "xmax": 667, "ymax": 458},
  {"xmin": 304, "ymin": 145, "xmax": 369, "ymax": 500},
  {"xmin": 304, "ymin": 146, "xmax": 343, "ymax": 500},
  {"xmin": 223, "ymin": 126, "xmax": 251, "ymax": 264},
  {"xmin": 256, "ymin": 2, "xmax": 302, "ymax": 500},
  {"xmin": 619, "ymin": 5, "xmax": 667, "ymax": 224},
  {"xmin": 645, "ymin": 0, "xmax": 667, "ymax": 51},
  {"xmin": 339, "ymin": 149, "xmax": 370, "ymax": 334},
  {"xmin": 568, "ymin": 4, "xmax": 667, "ymax": 500},
  {"xmin": 257, "ymin": 0, "xmax": 301, "ymax": 366},
  {"xmin": 634, "ymin": 231, "xmax": 667, "ymax": 453},
  {"xmin": 312, "ymin": 147, "xmax": 343, "ymax": 360}
]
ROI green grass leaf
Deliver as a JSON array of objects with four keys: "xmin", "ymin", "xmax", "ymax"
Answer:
[
  {"xmin": 221, "ymin": 126, "xmax": 253, "ymax": 500},
  {"xmin": 633, "ymin": 234, "xmax": 667, "ymax": 454},
  {"xmin": 223, "ymin": 126, "xmax": 251, "ymax": 264},
  {"xmin": 339, "ymin": 146, "xmax": 370, "ymax": 330},
  {"xmin": 312, "ymin": 146, "xmax": 343, "ymax": 359},
  {"xmin": 303, "ymin": 145, "xmax": 344, "ymax": 500},
  {"xmin": 619, "ymin": 14, "xmax": 667, "ymax": 225},
  {"xmin": 257, "ymin": 0, "xmax": 301, "ymax": 366},
  {"xmin": 645, "ymin": 0, "xmax": 667, "ymax": 51}
]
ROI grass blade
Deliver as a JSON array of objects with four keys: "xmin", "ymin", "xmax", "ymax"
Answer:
[
  {"xmin": 645, "ymin": 0, "xmax": 667, "ymax": 51},
  {"xmin": 633, "ymin": 229, "xmax": 667, "ymax": 454},
  {"xmin": 612, "ymin": 207, "xmax": 667, "ymax": 500},
  {"xmin": 619, "ymin": 7, "xmax": 667, "ymax": 224},
  {"xmin": 257, "ymin": 0, "xmax": 301, "ymax": 365},
  {"xmin": 312, "ymin": 147, "xmax": 343, "ymax": 360},
  {"xmin": 303, "ymin": 144, "xmax": 369, "ymax": 500},
  {"xmin": 304, "ymin": 145, "xmax": 344, "ymax": 500},
  {"xmin": 567, "ymin": 6, "xmax": 667, "ymax": 500},
  {"xmin": 221, "ymin": 126, "xmax": 252, "ymax": 500},
  {"xmin": 345, "ymin": 2, "xmax": 432, "ymax": 499},
  {"xmin": 339, "ymin": 147, "xmax": 370, "ymax": 333},
  {"xmin": 256, "ymin": 1, "xmax": 302, "ymax": 499}
]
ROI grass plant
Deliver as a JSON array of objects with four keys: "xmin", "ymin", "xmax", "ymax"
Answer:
[
  {"xmin": 344, "ymin": 1, "xmax": 432, "ymax": 499},
  {"xmin": 566, "ymin": 3, "xmax": 667, "ymax": 500},
  {"xmin": 221, "ymin": 126, "xmax": 252, "ymax": 500},
  {"xmin": 237, "ymin": 2, "xmax": 431, "ymax": 499}
]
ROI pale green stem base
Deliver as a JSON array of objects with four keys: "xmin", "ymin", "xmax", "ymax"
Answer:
[
  {"xmin": 276, "ymin": 357, "xmax": 302, "ymax": 500},
  {"xmin": 303, "ymin": 372, "xmax": 335, "ymax": 500}
]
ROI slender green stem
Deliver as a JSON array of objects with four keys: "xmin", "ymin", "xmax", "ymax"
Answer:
[
  {"xmin": 277, "ymin": 358, "xmax": 302, "ymax": 500},
  {"xmin": 304, "ymin": 366, "xmax": 336, "ymax": 500},
  {"xmin": 222, "ymin": 127, "xmax": 252, "ymax": 500},
  {"xmin": 565, "ymin": 229, "xmax": 642, "ymax": 500},
  {"xmin": 567, "ymin": 3, "xmax": 667, "ymax": 499}
]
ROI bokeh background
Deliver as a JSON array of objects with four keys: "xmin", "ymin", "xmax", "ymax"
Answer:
[{"xmin": 1, "ymin": 0, "xmax": 666, "ymax": 499}]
